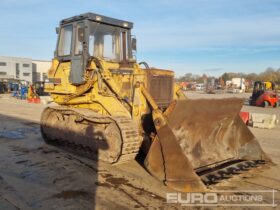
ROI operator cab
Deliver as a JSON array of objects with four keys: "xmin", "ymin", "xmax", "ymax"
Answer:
[{"xmin": 55, "ymin": 13, "xmax": 136, "ymax": 84}]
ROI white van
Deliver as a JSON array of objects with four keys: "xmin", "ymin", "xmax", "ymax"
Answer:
[{"xmin": 195, "ymin": 84, "xmax": 205, "ymax": 91}]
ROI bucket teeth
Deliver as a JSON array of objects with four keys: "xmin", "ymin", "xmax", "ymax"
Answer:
[
  {"xmin": 216, "ymin": 170, "xmax": 232, "ymax": 179},
  {"xmin": 198, "ymin": 160, "xmax": 269, "ymax": 186}
]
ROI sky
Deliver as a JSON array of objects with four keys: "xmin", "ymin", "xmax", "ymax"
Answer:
[{"xmin": 0, "ymin": 0, "xmax": 280, "ymax": 76}]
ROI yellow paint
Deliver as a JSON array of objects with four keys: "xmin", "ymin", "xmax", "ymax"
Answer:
[
  {"xmin": 264, "ymin": 81, "xmax": 272, "ymax": 90},
  {"xmin": 45, "ymin": 57, "xmax": 184, "ymax": 124}
]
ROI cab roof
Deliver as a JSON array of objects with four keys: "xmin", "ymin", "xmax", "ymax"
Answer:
[{"xmin": 60, "ymin": 12, "xmax": 133, "ymax": 29}]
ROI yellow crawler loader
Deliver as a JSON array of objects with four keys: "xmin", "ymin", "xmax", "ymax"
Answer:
[{"xmin": 41, "ymin": 13, "xmax": 271, "ymax": 192}]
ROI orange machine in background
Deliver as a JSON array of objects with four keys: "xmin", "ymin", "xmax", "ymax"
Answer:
[
  {"xmin": 27, "ymin": 85, "xmax": 40, "ymax": 103},
  {"xmin": 249, "ymin": 81, "xmax": 279, "ymax": 108}
]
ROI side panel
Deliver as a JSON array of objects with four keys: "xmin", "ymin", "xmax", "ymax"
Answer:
[
  {"xmin": 45, "ymin": 61, "xmax": 77, "ymax": 94},
  {"xmin": 69, "ymin": 56, "xmax": 84, "ymax": 84},
  {"xmin": 146, "ymin": 69, "xmax": 174, "ymax": 109}
]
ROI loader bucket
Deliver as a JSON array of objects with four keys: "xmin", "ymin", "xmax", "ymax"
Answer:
[{"xmin": 144, "ymin": 98, "xmax": 271, "ymax": 192}]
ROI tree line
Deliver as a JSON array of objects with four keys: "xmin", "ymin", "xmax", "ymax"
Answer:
[{"xmin": 176, "ymin": 67, "xmax": 280, "ymax": 84}]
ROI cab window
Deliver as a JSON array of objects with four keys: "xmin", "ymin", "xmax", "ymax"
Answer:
[
  {"xmin": 58, "ymin": 25, "xmax": 73, "ymax": 56},
  {"xmin": 74, "ymin": 23, "xmax": 84, "ymax": 55}
]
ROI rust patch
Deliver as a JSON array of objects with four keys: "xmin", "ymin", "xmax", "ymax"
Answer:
[{"xmin": 165, "ymin": 98, "xmax": 269, "ymax": 169}]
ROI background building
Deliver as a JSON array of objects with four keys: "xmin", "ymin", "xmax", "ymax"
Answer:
[
  {"xmin": 0, "ymin": 56, "xmax": 51, "ymax": 93},
  {"xmin": 32, "ymin": 60, "xmax": 51, "ymax": 83},
  {"xmin": 0, "ymin": 56, "xmax": 32, "ymax": 83}
]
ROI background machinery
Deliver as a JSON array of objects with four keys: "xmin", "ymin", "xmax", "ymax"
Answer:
[
  {"xmin": 41, "ymin": 13, "xmax": 271, "ymax": 192},
  {"xmin": 34, "ymin": 81, "xmax": 49, "ymax": 96},
  {"xmin": 249, "ymin": 81, "xmax": 279, "ymax": 107}
]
